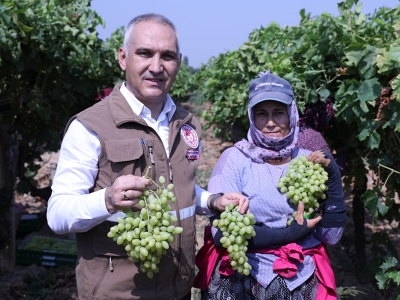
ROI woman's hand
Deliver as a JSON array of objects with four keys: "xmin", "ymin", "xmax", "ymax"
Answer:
[
  {"xmin": 295, "ymin": 201, "xmax": 322, "ymax": 228},
  {"xmin": 307, "ymin": 150, "xmax": 331, "ymax": 168}
]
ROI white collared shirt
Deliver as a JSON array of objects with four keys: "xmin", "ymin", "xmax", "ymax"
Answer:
[
  {"xmin": 47, "ymin": 83, "xmax": 212, "ymax": 234},
  {"xmin": 119, "ymin": 83, "xmax": 174, "ymax": 156}
]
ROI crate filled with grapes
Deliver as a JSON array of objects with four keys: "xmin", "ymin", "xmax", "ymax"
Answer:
[
  {"xmin": 16, "ymin": 235, "xmax": 77, "ymax": 267},
  {"xmin": 278, "ymin": 155, "xmax": 329, "ymax": 225}
]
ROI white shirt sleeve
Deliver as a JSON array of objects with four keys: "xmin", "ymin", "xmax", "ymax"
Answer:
[
  {"xmin": 47, "ymin": 120, "xmax": 124, "ymax": 234},
  {"xmin": 194, "ymin": 140, "xmax": 216, "ymax": 216},
  {"xmin": 195, "ymin": 184, "xmax": 214, "ymax": 216}
]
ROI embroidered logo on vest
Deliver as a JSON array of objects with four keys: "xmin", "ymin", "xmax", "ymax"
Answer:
[{"xmin": 181, "ymin": 124, "xmax": 199, "ymax": 149}]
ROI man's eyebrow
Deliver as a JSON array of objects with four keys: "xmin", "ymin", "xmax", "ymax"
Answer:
[
  {"xmin": 134, "ymin": 47, "xmax": 178, "ymax": 56},
  {"xmin": 135, "ymin": 47, "xmax": 152, "ymax": 52},
  {"xmin": 162, "ymin": 49, "xmax": 179, "ymax": 55}
]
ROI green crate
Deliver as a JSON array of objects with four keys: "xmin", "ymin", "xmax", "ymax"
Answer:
[
  {"xmin": 16, "ymin": 236, "xmax": 77, "ymax": 267},
  {"xmin": 17, "ymin": 212, "xmax": 46, "ymax": 235},
  {"xmin": 16, "ymin": 249, "xmax": 77, "ymax": 267}
]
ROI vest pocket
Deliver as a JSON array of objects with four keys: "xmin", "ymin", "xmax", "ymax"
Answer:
[
  {"xmin": 104, "ymin": 139, "xmax": 148, "ymax": 176},
  {"xmin": 89, "ymin": 256, "xmax": 109, "ymax": 298},
  {"xmin": 105, "ymin": 139, "xmax": 143, "ymax": 163}
]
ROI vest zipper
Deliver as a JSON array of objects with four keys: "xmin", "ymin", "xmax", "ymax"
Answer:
[
  {"xmin": 148, "ymin": 146, "xmax": 155, "ymax": 164},
  {"xmin": 168, "ymin": 160, "xmax": 173, "ymax": 181},
  {"xmin": 109, "ymin": 256, "xmax": 114, "ymax": 272}
]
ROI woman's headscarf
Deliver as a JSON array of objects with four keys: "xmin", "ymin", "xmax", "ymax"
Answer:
[{"xmin": 235, "ymin": 70, "xmax": 299, "ymax": 163}]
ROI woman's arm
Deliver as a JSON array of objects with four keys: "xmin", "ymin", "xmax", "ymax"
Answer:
[
  {"xmin": 308, "ymin": 150, "xmax": 347, "ymax": 229},
  {"xmin": 306, "ymin": 150, "xmax": 347, "ymax": 245},
  {"xmin": 212, "ymin": 201, "xmax": 319, "ymax": 250},
  {"xmin": 213, "ymin": 220, "xmax": 313, "ymax": 250}
]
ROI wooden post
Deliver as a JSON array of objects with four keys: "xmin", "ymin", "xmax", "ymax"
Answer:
[
  {"xmin": 0, "ymin": 195, "xmax": 16, "ymax": 271},
  {"xmin": 0, "ymin": 127, "xmax": 19, "ymax": 271}
]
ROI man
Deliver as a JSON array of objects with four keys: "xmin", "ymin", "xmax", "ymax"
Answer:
[{"xmin": 47, "ymin": 13, "xmax": 247, "ymax": 300}]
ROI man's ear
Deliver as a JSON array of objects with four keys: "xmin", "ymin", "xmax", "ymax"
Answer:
[
  {"xmin": 118, "ymin": 47, "xmax": 127, "ymax": 71},
  {"xmin": 177, "ymin": 53, "xmax": 182, "ymax": 69}
]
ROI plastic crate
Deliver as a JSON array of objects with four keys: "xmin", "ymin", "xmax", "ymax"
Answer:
[
  {"xmin": 16, "ymin": 212, "xmax": 46, "ymax": 235},
  {"xmin": 16, "ymin": 236, "xmax": 77, "ymax": 267}
]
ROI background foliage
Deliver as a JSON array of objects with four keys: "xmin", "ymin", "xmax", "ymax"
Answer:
[
  {"xmin": 0, "ymin": 0, "xmax": 193, "ymax": 175},
  {"xmin": 1, "ymin": 0, "xmax": 110, "ymax": 173}
]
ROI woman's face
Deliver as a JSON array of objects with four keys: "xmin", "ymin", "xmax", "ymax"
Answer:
[{"xmin": 253, "ymin": 100, "xmax": 290, "ymax": 138}]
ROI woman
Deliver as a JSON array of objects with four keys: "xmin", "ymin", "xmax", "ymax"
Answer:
[{"xmin": 194, "ymin": 71, "xmax": 346, "ymax": 300}]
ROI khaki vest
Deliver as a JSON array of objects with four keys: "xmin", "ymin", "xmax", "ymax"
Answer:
[{"xmin": 67, "ymin": 84, "xmax": 202, "ymax": 300}]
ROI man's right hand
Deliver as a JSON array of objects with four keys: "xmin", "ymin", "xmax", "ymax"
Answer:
[{"xmin": 105, "ymin": 175, "xmax": 151, "ymax": 214}]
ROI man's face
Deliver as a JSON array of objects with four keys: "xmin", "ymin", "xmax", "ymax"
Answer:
[{"xmin": 118, "ymin": 21, "xmax": 181, "ymax": 107}]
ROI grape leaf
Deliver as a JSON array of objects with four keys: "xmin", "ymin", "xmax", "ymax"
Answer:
[
  {"xmin": 361, "ymin": 190, "xmax": 379, "ymax": 223},
  {"xmin": 367, "ymin": 131, "xmax": 381, "ymax": 149},
  {"xmin": 358, "ymin": 78, "xmax": 381, "ymax": 102}
]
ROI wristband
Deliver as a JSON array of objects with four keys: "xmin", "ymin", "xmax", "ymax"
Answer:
[{"xmin": 209, "ymin": 193, "xmax": 224, "ymax": 214}]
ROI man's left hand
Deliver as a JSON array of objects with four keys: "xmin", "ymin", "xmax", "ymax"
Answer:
[{"xmin": 213, "ymin": 192, "xmax": 249, "ymax": 214}]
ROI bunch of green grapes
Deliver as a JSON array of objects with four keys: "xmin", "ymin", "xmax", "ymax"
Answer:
[
  {"xmin": 107, "ymin": 168, "xmax": 183, "ymax": 279},
  {"xmin": 212, "ymin": 203, "xmax": 256, "ymax": 275},
  {"xmin": 278, "ymin": 155, "xmax": 329, "ymax": 225}
]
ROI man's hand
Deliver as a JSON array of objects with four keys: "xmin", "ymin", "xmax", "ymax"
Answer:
[
  {"xmin": 295, "ymin": 201, "xmax": 322, "ymax": 228},
  {"xmin": 211, "ymin": 192, "xmax": 249, "ymax": 214},
  {"xmin": 105, "ymin": 175, "xmax": 151, "ymax": 214},
  {"xmin": 307, "ymin": 150, "xmax": 331, "ymax": 168}
]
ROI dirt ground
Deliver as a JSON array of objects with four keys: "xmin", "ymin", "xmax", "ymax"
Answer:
[{"xmin": 1, "ymin": 102, "xmax": 399, "ymax": 299}]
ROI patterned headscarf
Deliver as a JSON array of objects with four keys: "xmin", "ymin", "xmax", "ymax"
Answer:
[{"xmin": 235, "ymin": 71, "xmax": 299, "ymax": 163}]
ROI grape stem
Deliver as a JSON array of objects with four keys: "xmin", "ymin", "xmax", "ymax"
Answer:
[
  {"xmin": 144, "ymin": 166, "xmax": 151, "ymax": 178},
  {"xmin": 378, "ymin": 164, "xmax": 399, "ymax": 194},
  {"xmin": 142, "ymin": 166, "xmax": 168, "ymax": 225},
  {"xmin": 379, "ymin": 164, "xmax": 400, "ymax": 174},
  {"xmin": 144, "ymin": 166, "xmax": 164, "ymax": 190}
]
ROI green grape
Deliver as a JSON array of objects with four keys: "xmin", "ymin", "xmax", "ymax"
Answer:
[
  {"xmin": 212, "ymin": 204, "xmax": 256, "ymax": 275},
  {"xmin": 107, "ymin": 166, "xmax": 183, "ymax": 278},
  {"xmin": 174, "ymin": 227, "xmax": 183, "ymax": 234},
  {"xmin": 278, "ymin": 155, "xmax": 328, "ymax": 225}
]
